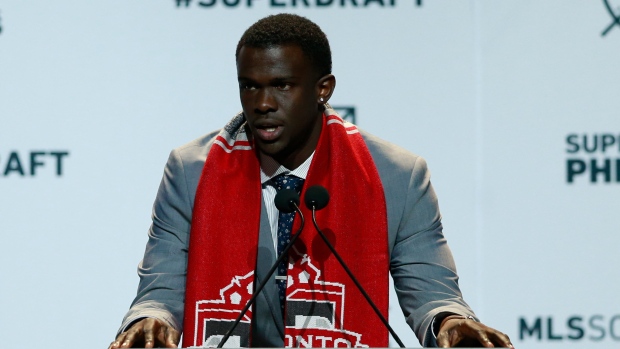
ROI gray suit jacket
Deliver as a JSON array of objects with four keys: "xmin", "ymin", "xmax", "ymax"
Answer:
[{"xmin": 119, "ymin": 128, "xmax": 475, "ymax": 347}]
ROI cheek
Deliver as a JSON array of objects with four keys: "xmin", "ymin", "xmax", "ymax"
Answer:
[
  {"xmin": 240, "ymin": 96, "xmax": 260, "ymax": 116},
  {"xmin": 239, "ymin": 93, "xmax": 250, "ymax": 107},
  {"xmin": 241, "ymin": 91, "xmax": 256, "ymax": 102},
  {"xmin": 287, "ymin": 91, "xmax": 316, "ymax": 112}
]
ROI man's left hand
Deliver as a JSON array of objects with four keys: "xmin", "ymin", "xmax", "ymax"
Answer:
[{"xmin": 436, "ymin": 315, "xmax": 514, "ymax": 348}]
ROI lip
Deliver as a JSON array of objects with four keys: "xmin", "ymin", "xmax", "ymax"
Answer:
[{"xmin": 253, "ymin": 121, "xmax": 284, "ymax": 142}]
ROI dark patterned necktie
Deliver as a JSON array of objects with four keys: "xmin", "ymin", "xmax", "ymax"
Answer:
[{"xmin": 271, "ymin": 174, "xmax": 305, "ymax": 316}]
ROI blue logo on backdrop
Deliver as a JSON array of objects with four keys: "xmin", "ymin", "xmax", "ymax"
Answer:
[
  {"xmin": 174, "ymin": 0, "xmax": 421, "ymax": 8},
  {"xmin": 565, "ymin": 133, "xmax": 620, "ymax": 184},
  {"xmin": 1, "ymin": 150, "xmax": 69, "ymax": 177},
  {"xmin": 602, "ymin": 0, "xmax": 620, "ymax": 36},
  {"xmin": 332, "ymin": 106, "xmax": 356, "ymax": 124}
]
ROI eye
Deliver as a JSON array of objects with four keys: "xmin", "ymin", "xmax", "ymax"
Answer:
[
  {"xmin": 240, "ymin": 83, "xmax": 257, "ymax": 91},
  {"xmin": 276, "ymin": 83, "xmax": 291, "ymax": 91}
]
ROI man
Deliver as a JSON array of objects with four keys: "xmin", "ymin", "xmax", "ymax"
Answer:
[{"xmin": 110, "ymin": 14, "xmax": 513, "ymax": 348}]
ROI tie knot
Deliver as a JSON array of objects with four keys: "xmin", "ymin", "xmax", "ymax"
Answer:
[{"xmin": 272, "ymin": 174, "xmax": 304, "ymax": 194}]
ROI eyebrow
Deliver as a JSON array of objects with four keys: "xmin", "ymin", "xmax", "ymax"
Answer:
[{"xmin": 237, "ymin": 76, "xmax": 298, "ymax": 83}]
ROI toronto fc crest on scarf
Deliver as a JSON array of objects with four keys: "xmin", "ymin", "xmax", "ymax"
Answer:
[{"xmin": 194, "ymin": 248, "xmax": 368, "ymax": 348}]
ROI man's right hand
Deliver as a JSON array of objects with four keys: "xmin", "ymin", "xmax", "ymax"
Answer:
[{"xmin": 109, "ymin": 318, "xmax": 180, "ymax": 348}]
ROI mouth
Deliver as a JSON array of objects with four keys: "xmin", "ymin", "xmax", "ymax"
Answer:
[{"xmin": 254, "ymin": 124, "xmax": 284, "ymax": 142}]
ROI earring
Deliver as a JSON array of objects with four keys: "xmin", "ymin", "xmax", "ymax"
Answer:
[{"xmin": 319, "ymin": 98, "xmax": 324, "ymax": 103}]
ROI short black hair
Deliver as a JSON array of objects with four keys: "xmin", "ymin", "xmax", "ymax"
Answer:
[{"xmin": 236, "ymin": 13, "xmax": 332, "ymax": 77}]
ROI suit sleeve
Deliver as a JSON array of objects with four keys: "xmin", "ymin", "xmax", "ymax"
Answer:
[
  {"xmin": 389, "ymin": 156, "xmax": 476, "ymax": 347},
  {"xmin": 117, "ymin": 149, "xmax": 192, "ymax": 333}
]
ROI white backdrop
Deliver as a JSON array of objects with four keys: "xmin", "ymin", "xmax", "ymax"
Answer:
[{"xmin": 1, "ymin": 1, "xmax": 619, "ymax": 348}]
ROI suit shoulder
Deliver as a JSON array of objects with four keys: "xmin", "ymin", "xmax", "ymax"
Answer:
[
  {"xmin": 175, "ymin": 130, "xmax": 220, "ymax": 153},
  {"xmin": 172, "ymin": 130, "xmax": 220, "ymax": 165},
  {"xmin": 359, "ymin": 129, "xmax": 426, "ymax": 173},
  {"xmin": 161, "ymin": 130, "xmax": 221, "ymax": 208}
]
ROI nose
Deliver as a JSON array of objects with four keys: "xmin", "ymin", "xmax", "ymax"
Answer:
[{"xmin": 255, "ymin": 87, "xmax": 277, "ymax": 114}]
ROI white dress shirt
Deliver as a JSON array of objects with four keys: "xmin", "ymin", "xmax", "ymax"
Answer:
[{"xmin": 259, "ymin": 152, "xmax": 314, "ymax": 252}]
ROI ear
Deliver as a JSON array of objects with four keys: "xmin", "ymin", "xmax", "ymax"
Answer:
[{"xmin": 316, "ymin": 74, "xmax": 336, "ymax": 104}]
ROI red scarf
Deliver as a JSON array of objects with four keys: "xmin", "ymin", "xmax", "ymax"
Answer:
[{"xmin": 183, "ymin": 109, "xmax": 389, "ymax": 348}]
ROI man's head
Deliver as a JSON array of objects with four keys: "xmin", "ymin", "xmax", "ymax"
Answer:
[
  {"xmin": 236, "ymin": 13, "xmax": 332, "ymax": 79},
  {"xmin": 236, "ymin": 14, "xmax": 336, "ymax": 170}
]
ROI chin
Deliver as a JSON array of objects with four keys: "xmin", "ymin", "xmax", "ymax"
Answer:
[{"xmin": 257, "ymin": 144, "xmax": 284, "ymax": 157}]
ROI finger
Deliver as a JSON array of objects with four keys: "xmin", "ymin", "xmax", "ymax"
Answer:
[
  {"xmin": 108, "ymin": 333, "xmax": 125, "ymax": 349},
  {"xmin": 489, "ymin": 331, "xmax": 514, "ymax": 348},
  {"xmin": 165, "ymin": 326, "xmax": 180, "ymax": 348},
  {"xmin": 155, "ymin": 322, "xmax": 171, "ymax": 347},
  {"xmin": 120, "ymin": 334, "xmax": 134, "ymax": 348},
  {"xmin": 143, "ymin": 319, "xmax": 156, "ymax": 348},
  {"xmin": 120, "ymin": 327, "xmax": 141, "ymax": 348},
  {"xmin": 110, "ymin": 331, "xmax": 128, "ymax": 349},
  {"xmin": 435, "ymin": 331, "xmax": 451, "ymax": 348},
  {"xmin": 471, "ymin": 328, "xmax": 494, "ymax": 348}
]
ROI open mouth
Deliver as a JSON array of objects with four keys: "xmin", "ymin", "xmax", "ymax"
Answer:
[{"xmin": 254, "ymin": 125, "xmax": 283, "ymax": 142}]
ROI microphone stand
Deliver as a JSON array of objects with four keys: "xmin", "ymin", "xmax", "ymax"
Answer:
[
  {"xmin": 217, "ymin": 203, "xmax": 305, "ymax": 348},
  {"xmin": 310, "ymin": 209, "xmax": 406, "ymax": 348}
]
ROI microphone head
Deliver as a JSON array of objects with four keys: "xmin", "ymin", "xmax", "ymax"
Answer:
[
  {"xmin": 274, "ymin": 189, "xmax": 300, "ymax": 213},
  {"xmin": 304, "ymin": 185, "xmax": 329, "ymax": 210}
]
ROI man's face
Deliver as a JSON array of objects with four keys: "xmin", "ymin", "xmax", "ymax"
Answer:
[{"xmin": 236, "ymin": 45, "xmax": 324, "ymax": 170}]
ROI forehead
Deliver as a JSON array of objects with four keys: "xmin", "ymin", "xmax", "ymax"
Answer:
[{"xmin": 236, "ymin": 45, "xmax": 313, "ymax": 80}]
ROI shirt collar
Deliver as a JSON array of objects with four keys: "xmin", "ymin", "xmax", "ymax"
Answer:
[{"xmin": 259, "ymin": 152, "xmax": 314, "ymax": 184}]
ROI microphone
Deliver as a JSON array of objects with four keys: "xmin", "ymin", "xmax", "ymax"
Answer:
[
  {"xmin": 275, "ymin": 188, "xmax": 300, "ymax": 213},
  {"xmin": 304, "ymin": 185, "xmax": 329, "ymax": 210},
  {"xmin": 304, "ymin": 185, "xmax": 405, "ymax": 348},
  {"xmin": 217, "ymin": 189, "xmax": 305, "ymax": 348}
]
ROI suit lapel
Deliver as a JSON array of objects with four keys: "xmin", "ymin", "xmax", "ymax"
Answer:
[{"xmin": 255, "ymin": 197, "xmax": 285, "ymax": 337}]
